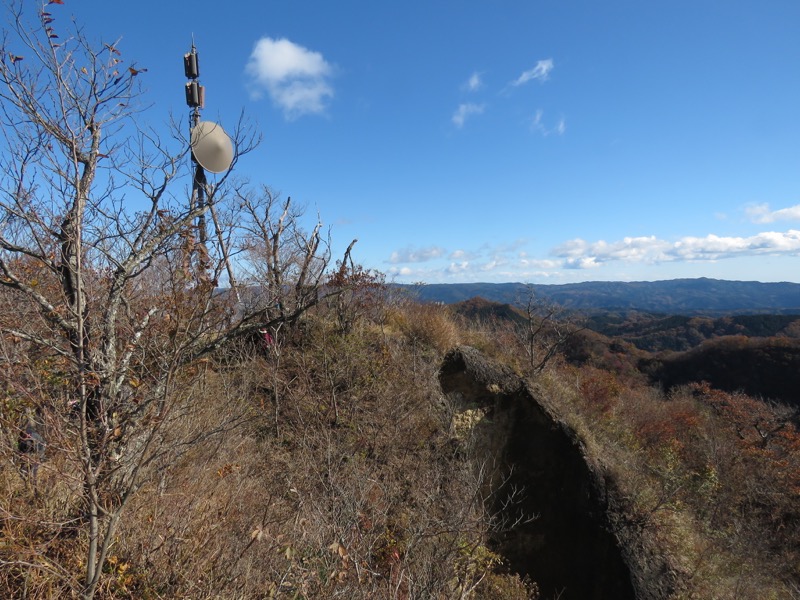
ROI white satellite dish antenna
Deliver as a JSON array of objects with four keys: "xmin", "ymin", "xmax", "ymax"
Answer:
[{"xmin": 190, "ymin": 121, "xmax": 234, "ymax": 173}]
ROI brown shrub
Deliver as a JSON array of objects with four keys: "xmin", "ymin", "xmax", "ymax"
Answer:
[{"xmin": 390, "ymin": 302, "xmax": 460, "ymax": 354}]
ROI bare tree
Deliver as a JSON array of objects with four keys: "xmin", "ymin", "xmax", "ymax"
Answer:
[
  {"xmin": 517, "ymin": 285, "xmax": 583, "ymax": 376},
  {"xmin": 0, "ymin": 4, "xmax": 355, "ymax": 597},
  {"xmin": 234, "ymin": 186, "xmax": 333, "ymax": 330}
]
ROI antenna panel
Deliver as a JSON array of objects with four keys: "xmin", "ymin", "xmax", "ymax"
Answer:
[{"xmin": 191, "ymin": 121, "xmax": 234, "ymax": 173}]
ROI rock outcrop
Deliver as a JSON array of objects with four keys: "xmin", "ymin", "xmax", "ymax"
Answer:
[{"xmin": 439, "ymin": 346, "xmax": 648, "ymax": 600}]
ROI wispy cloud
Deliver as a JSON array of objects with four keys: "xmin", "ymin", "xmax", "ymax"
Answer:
[
  {"xmin": 387, "ymin": 254, "xmax": 564, "ymax": 283},
  {"xmin": 552, "ymin": 230, "xmax": 800, "ymax": 268},
  {"xmin": 745, "ymin": 203, "xmax": 800, "ymax": 224},
  {"xmin": 386, "ymin": 239, "xmax": 543, "ymax": 282},
  {"xmin": 246, "ymin": 37, "xmax": 334, "ymax": 119},
  {"xmin": 462, "ymin": 71, "xmax": 483, "ymax": 92},
  {"xmin": 452, "ymin": 103, "xmax": 485, "ymax": 128},
  {"xmin": 530, "ymin": 110, "xmax": 566, "ymax": 136},
  {"xmin": 447, "ymin": 262, "xmax": 471, "ymax": 274},
  {"xmin": 389, "ymin": 266, "xmax": 415, "ymax": 278},
  {"xmin": 519, "ymin": 255, "xmax": 560, "ymax": 270},
  {"xmin": 389, "ymin": 245, "xmax": 447, "ymax": 264},
  {"xmin": 511, "ymin": 59, "xmax": 554, "ymax": 86}
]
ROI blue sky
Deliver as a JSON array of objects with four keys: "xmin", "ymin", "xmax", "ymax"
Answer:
[{"xmin": 42, "ymin": 1, "xmax": 800, "ymax": 283}]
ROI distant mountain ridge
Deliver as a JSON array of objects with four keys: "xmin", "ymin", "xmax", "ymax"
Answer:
[{"xmin": 401, "ymin": 278, "xmax": 800, "ymax": 314}]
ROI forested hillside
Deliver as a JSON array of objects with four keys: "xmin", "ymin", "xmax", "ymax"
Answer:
[
  {"xmin": 407, "ymin": 278, "xmax": 800, "ymax": 314},
  {"xmin": 585, "ymin": 311, "xmax": 800, "ymax": 352}
]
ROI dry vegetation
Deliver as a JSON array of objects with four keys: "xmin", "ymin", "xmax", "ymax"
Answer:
[
  {"xmin": 532, "ymin": 364, "xmax": 800, "ymax": 599},
  {"xmin": 2, "ymin": 296, "xmax": 541, "ymax": 599},
  {"xmin": 3, "ymin": 284, "xmax": 800, "ymax": 598},
  {"xmin": 1, "ymin": 3, "xmax": 798, "ymax": 598}
]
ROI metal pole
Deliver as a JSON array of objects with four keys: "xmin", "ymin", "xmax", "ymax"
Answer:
[
  {"xmin": 182, "ymin": 41, "xmax": 239, "ymax": 298},
  {"xmin": 185, "ymin": 42, "xmax": 209, "ymax": 271}
]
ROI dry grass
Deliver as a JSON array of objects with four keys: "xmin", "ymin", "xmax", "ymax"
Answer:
[
  {"xmin": 1, "ymin": 300, "xmax": 535, "ymax": 598},
  {"xmin": 533, "ymin": 360, "xmax": 800, "ymax": 599},
  {"xmin": 387, "ymin": 302, "xmax": 461, "ymax": 354},
  {"xmin": 3, "ymin": 297, "xmax": 798, "ymax": 598}
]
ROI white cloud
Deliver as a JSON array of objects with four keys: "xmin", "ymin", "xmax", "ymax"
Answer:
[
  {"xmin": 552, "ymin": 235, "xmax": 664, "ymax": 266},
  {"xmin": 389, "ymin": 245, "xmax": 447, "ymax": 264},
  {"xmin": 385, "ymin": 227, "xmax": 800, "ymax": 283},
  {"xmin": 672, "ymin": 231, "xmax": 800, "ymax": 260},
  {"xmin": 745, "ymin": 203, "xmax": 800, "ymax": 224},
  {"xmin": 512, "ymin": 59, "xmax": 554, "ymax": 86},
  {"xmin": 449, "ymin": 249, "xmax": 481, "ymax": 261},
  {"xmin": 452, "ymin": 103, "xmax": 485, "ymax": 128},
  {"xmin": 386, "ymin": 240, "xmax": 549, "ymax": 282},
  {"xmin": 552, "ymin": 230, "xmax": 800, "ymax": 268},
  {"xmin": 564, "ymin": 256, "xmax": 602, "ymax": 270},
  {"xmin": 447, "ymin": 262, "xmax": 470, "ymax": 274},
  {"xmin": 246, "ymin": 37, "xmax": 334, "ymax": 118},
  {"xmin": 389, "ymin": 266, "xmax": 414, "ymax": 277},
  {"xmin": 463, "ymin": 71, "xmax": 483, "ymax": 92},
  {"xmin": 519, "ymin": 257, "xmax": 560, "ymax": 269}
]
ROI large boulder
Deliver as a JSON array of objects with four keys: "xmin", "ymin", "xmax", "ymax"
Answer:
[{"xmin": 439, "ymin": 346, "xmax": 674, "ymax": 600}]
